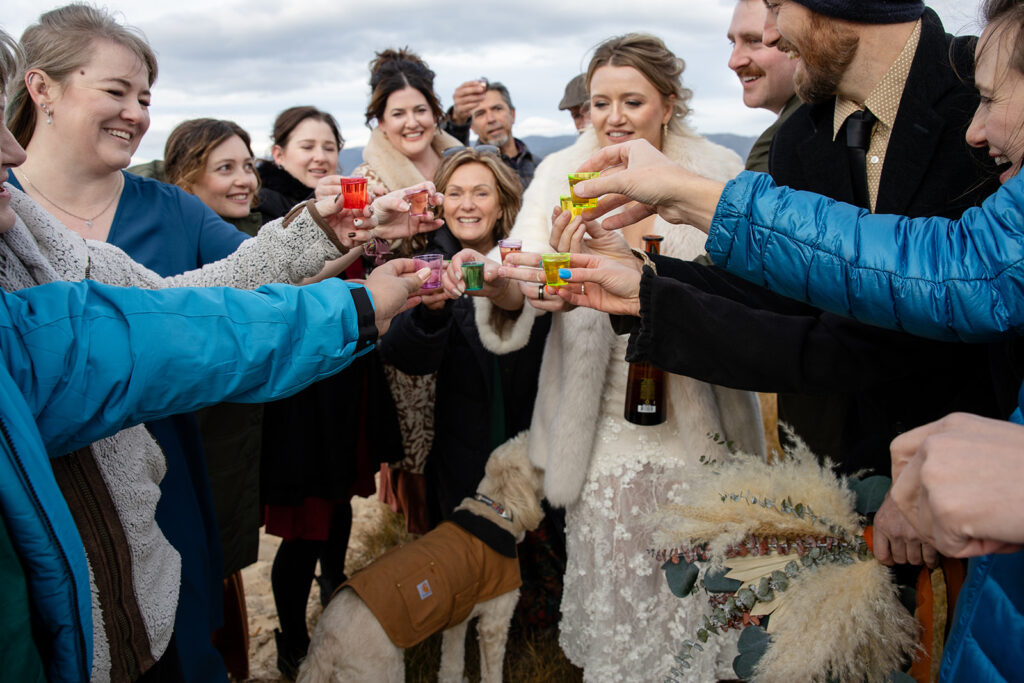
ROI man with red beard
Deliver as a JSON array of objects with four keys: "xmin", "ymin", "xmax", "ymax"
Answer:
[{"xmin": 728, "ymin": 0, "xmax": 800, "ymax": 171}]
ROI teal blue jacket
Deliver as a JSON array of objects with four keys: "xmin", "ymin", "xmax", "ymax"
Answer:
[
  {"xmin": 0, "ymin": 278, "xmax": 376, "ymax": 681},
  {"xmin": 707, "ymin": 170, "xmax": 1024, "ymax": 680}
]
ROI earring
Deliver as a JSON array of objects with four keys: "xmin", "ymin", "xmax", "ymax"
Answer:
[{"xmin": 41, "ymin": 103, "xmax": 52, "ymax": 125}]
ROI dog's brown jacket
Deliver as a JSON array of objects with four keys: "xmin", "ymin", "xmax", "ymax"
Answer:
[{"xmin": 343, "ymin": 520, "xmax": 521, "ymax": 648}]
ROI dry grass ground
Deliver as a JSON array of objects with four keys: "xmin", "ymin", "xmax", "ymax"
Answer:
[{"xmin": 242, "ymin": 489, "xmax": 581, "ymax": 682}]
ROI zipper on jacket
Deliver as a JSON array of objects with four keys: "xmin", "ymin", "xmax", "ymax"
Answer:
[
  {"xmin": 0, "ymin": 413, "xmax": 89, "ymax": 680},
  {"xmin": 62, "ymin": 450, "xmax": 141, "ymax": 680}
]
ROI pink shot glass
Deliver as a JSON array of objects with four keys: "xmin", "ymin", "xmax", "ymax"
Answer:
[
  {"xmin": 340, "ymin": 176, "xmax": 368, "ymax": 210},
  {"xmin": 414, "ymin": 253, "xmax": 443, "ymax": 290},
  {"xmin": 405, "ymin": 188, "xmax": 430, "ymax": 217},
  {"xmin": 497, "ymin": 238, "xmax": 522, "ymax": 265}
]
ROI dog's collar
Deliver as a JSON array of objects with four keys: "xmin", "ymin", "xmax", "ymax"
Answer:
[
  {"xmin": 450, "ymin": 509, "xmax": 518, "ymax": 558},
  {"xmin": 474, "ymin": 493, "xmax": 512, "ymax": 522}
]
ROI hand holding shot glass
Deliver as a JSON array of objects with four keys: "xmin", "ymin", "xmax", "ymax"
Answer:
[
  {"xmin": 413, "ymin": 253, "xmax": 444, "ymax": 290},
  {"xmin": 498, "ymin": 251, "xmax": 585, "ymax": 312},
  {"xmin": 441, "ymin": 249, "xmax": 518, "ymax": 302},
  {"xmin": 355, "ymin": 182, "xmax": 445, "ymax": 243}
]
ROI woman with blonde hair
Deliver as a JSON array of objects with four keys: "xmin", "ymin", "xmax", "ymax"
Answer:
[
  {"xmin": 465, "ymin": 33, "xmax": 766, "ymax": 680},
  {"xmin": 381, "ymin": 147, "xmax": 548, "ymax": 525}
]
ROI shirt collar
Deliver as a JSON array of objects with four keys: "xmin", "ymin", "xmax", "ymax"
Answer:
[{"xmin": 832, "ymin": 19, "xmax": 921, "ymax": 140}]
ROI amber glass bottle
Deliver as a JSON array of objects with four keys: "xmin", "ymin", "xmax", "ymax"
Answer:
[{"xmin": 624, "ymin": 235, "xmax": 666, "ymax": 425}]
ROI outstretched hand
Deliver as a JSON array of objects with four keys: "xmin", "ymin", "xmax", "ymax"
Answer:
[
  {"xmin": 360, "ymin": 182, "xmax": 445, "ymax": 242},
  {"xmin": 362, "ymin": 258, "xmax": 432, "ymax": 335},
  {"xmin": 548, "ymin": 252, "xmax": 643, "ymax": 316},
  {"xmin": 573, "ymin": 139, "xmax": 726, "ymax": 232},
  {"xmin": 549, "ymin": 207, "xmax": 633, "ymax": 264}
]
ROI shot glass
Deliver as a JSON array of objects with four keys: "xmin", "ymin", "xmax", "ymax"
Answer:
[
  {"xmin": 497, "ymin": 238, "xmax": 522, "ymax": 265},
  {"xmin": 568, "ymin": 172, "xmax": 600, "ymax": 207},
  {"xmin": 414, "ymin": 253, "xmax": 443, "ymax": 290},
  {"xmin": 340, "ymin": 176, "xmax": 368, "ymax": 211},
  {"xmin": 461, "ymin": 261, "xmax": 485, "ymax": 291},
  {"xmin": 541, "ymin": 253, "xmax": 571, "ymax": 287},
  {"xmin": 559, "ymin": 195, "xmax": 585, "ymax": 218},
  {"xmin": 405, "ymin": 188, "xmax": 430, "ymax": 217}
]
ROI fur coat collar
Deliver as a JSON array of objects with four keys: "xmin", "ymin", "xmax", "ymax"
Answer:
[{"xmin": 473, "ymin": 127, "xmax": 765, "ymax": 506}]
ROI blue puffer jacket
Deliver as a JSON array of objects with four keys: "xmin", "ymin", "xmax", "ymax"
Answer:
[
  {"xmin": 707, "ymin": 170, "xmax": 1024, "ymax": 680},
  {"xmin": 0, "ymin": 277, "xmax": 377, "ymax": 681}
]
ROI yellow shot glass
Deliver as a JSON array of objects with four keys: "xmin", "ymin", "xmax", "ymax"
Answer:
[
  {"xmin": 541, "ymin": 253, "xmax": 571, "ymax": 287},
  {"xmin": 568, "ymin": 172, "xmax": 599, "ymax": 207}
]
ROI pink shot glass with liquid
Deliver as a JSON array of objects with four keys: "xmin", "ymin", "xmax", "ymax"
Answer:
[
  {"xmin": 414, "ymin": 253, "xmax": 443, "ymax": 290},
  {"xmin": 498, "ymin": 238, "xmax": 522, "ymax": 265}
]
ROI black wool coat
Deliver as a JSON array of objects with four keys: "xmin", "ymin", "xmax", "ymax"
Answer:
[{"xmin": 379, "ymin": 226, "xmax": 550, "ymax": 524}]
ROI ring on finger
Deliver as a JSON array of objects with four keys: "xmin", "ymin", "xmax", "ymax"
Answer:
[
  {"xmin": 581, "ymin": 283, "xmax": 586, "ymax": 296},
  {"xmin": 537, "ymin": 283, "xmax": 545, "ymax": 301}
]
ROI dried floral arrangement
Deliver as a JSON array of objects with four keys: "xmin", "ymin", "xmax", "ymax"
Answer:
[{"xmin": 649, "ymin": 438, "xmax": 919, "ymax": 682}]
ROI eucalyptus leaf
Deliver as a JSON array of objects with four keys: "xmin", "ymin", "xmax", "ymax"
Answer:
[
  {"xmin": 704, "ymin": 568, "xmax": 744, "ymax": 593},
  {"xmin": 662, "ymin": 559, "xmax": 700, "ymax": 598}
]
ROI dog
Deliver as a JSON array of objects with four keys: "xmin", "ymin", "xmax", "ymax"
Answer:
[{"xmin": 297, "ymin": 432, "xmax": 545, "ymax": 683}]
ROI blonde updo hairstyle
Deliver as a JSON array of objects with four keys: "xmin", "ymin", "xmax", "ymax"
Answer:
[
  {"xmin": 434, "ymin": 147, "xmax": 523, "ymax": 246},
  {"xmin": 585, "ymin": 33, "xmax": 693, "ymax": 137},
  {"xmin": 7, "ymin": 3, "xmax": 158, "ymax": 148}
]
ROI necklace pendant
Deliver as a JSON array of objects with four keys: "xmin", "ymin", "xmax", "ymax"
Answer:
[{"xmin": 85, "ymin": 220, "xmax": 93, "ymax": 228}]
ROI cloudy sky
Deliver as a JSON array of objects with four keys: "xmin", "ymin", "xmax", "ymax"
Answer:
[{"xmin": 4, "ymin": 1, "xmax": 983, "ymax": 165}]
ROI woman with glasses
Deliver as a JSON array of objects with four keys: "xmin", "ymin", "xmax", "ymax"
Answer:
[{"xmin": 466, "ymin": 34, "xmax": 766, "ymax": 680}]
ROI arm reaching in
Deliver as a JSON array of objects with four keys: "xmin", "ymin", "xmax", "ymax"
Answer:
[{"xmin": 573, "ymin": 139, "xmax": 726, "ymax": 232}]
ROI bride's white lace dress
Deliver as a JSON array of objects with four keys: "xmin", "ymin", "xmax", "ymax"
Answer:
[{"xmin": 559, "ymin": 336, "xmax": 734, "ymax": 681}]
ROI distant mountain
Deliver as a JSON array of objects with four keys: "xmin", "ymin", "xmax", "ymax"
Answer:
[{"xmin": 339, "ymin": 132, "xmax": 756, "ymax": 174}]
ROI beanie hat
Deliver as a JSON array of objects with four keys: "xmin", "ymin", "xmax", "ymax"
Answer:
[{"xmin": 791, "ymin": 0, "xmax": 925, "ymax": 23}]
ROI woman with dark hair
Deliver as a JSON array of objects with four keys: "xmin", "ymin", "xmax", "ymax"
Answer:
[
  {"xmin": 354, "ymin": 48, "xmax": 460, "ymax": 224},
  {"xmin": 257, "ymin": 106, "xmax": 343, "ymax": 222},
  {"xmin": 255, "ymin": 106, "xmax": 407, "ymax": 677}
]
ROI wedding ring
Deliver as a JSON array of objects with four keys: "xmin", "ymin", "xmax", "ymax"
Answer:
[
  {"xmin": 581, "ymin": 283, "xmax": 586, "ymax": 296},
  {"xmin": 537, "ymin": 284, "xmax": 545, "ymax": 300}
]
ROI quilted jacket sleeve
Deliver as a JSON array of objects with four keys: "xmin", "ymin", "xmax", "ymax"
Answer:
[
  {"xmin": 707, "ymin": 171, "xmax": 1024, "ymax": 342},
  {"xmin": 1, "ymin": 278, "xmax": 377, "ymax": 455}
]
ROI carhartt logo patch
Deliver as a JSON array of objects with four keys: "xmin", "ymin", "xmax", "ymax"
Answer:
[{"xmin": 417, "ymin": 580, "xmax": 432, "ymax": 600}]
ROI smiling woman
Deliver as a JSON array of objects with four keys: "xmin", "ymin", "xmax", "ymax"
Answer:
[{"xmin": 256, "ymin": 105, "xmax": 343, "ymax": 222}]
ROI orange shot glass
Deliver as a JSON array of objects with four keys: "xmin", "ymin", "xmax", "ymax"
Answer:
[
  {"xmin": 405, "ymin": 188, "xmax": 430, "ymax": 217},
  {"xmin": 340, "ymin": 176, "xmax": 368, "ymax": 211}
]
